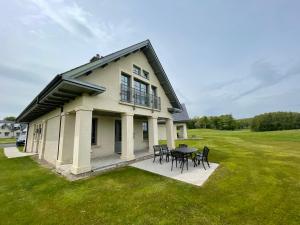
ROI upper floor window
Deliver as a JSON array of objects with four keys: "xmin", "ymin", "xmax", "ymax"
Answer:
[
  {"xmin": 121, "ymin": 74, "xmax": 131, "ymax": 102},
  {"xmin": 133, "ymin": 65, "xmax": 141, "ymax": 76},
  {"xmin": 121, "ymin": 73, "xmax": 130, "ymax": 87},
  {"xmin": 142, "ymin": 70, "xmax": 149, "ymax": 79},
  {"xmin": 134, "ymin": 80, "xmax": 149, "ymax": 106},
  {"xmin": 151, "ymin": 86, "xmax": 157, "ymax": 96}
]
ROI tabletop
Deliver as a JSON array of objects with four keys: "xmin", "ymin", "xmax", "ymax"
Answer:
[{"xmin": 174, "ymin": 147, "xmax": 197, "ymax": 154}]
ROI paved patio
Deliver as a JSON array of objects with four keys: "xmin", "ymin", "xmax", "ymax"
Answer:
[
  {"xmin": 4, "ymin": 147, "xmax": 36, "ymax": 158},
  {"xmin": 131, "ymin": 158, "xmax": 219, "ymax": 186}
]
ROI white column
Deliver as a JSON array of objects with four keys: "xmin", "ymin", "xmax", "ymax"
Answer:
[
  {"xmin": 182, "ymin": 123, "xmax": 188, "ymax": 139},
  {"xmin": 71, "ymin": 106, "xmax": 93, "ymax": 175},
  {"xmin": 38, "ymin": 120, "xmax": 47, "ymax": 160},
  {"xmin": 148, "ymin": 116, "xmax": 158, "ymax": 153},
  {"xmin": 121, "ymin": 112, "xmax": 135, "ymax": 160},
  {"xmin": 56, "ymin": 112, "xmax": 66, "ymax": 165},
  {"xmin": 166, "ymin": 118, "xmax": 175, "ymax": 149}
]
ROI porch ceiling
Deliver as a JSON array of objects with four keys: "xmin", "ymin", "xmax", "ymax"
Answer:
[{"xmin": 16, "ymin": 76, "xmax": 106, "ymax": 122}]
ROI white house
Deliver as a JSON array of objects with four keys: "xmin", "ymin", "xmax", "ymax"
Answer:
[
  {"xmin": 158, "ymin": 103, "xmax": 190, "ymax": 140},
  {"xmin": 16, "ymin": 40, "xmax": 183, "ymax": 175},
  {"xmin": 0, "ymin": 120, "xmax": 23, "ymax": 138}
]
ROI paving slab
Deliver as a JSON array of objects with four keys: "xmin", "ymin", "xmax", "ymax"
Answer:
[
  {"xmin": 131, "ymin": 158, "xmax": 219, "ymax": 186},
  {"xmin": 4, "ymin": 147, "xmax": 36, "ymax": 158}
]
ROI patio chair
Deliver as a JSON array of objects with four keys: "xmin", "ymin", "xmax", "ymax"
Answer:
[
  {"xmin": 161, "ymin": 144, "xmax": 171, "ymax": 162},
  {"xmin": 153, "ymin": 145, "xmax": 163, "ymax": 164},
  {"xmin": 196, "ymin": 146, "xmax": 210, "ymax": 170},
  {"xmin": 178, "ymin": 144, "xmax": 188, "ymax": 148},
  {"xmin": 170, "ymin": 151, "xmax": 188, "ymax": 173}
]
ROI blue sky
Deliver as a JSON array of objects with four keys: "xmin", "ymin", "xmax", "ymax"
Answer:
[{"xmin": 0, "ymin": 0, "xmax": 300, "ymax": 119}]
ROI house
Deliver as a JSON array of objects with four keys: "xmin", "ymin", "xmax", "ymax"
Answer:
[
  {"xmin": 0, "ymin": 120, "xmax": 23, "ymax": 138},
  {"xmin": 158, "ymin": 103, "xmax": 190, "ymax": 140},
  {"xmin": 16, "ymin": 40, "xmax": 182, "ymax": 175}
]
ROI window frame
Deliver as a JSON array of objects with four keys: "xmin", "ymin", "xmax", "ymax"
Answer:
[
  {"xmin": 142, "ymin": 121, "xmax": 148, "ymax": 140},
  {"xmin": 91, "ymin": 118, "xmax": 98, "ymax": 145},
  {"xmin": 133, "ymin": 65, "xmax": 141, "ymax": 76},
  {"xmin": 142, "ymin": 70, "xmax": 149, "ymax": 79}
]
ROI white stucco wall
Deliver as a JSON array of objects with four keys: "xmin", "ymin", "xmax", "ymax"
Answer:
[{"xmin": 25, "ymin": 50, "xmax": 175, "ymax": 166}]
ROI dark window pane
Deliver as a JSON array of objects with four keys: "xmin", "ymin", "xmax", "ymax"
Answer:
[{"xmin": 91, "ymin": 118, "xmax": 97, "ymax": 145}]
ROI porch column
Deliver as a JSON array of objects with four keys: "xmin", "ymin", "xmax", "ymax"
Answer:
[
  {"xmin": 166, "ymin": 118, "xmax": 175, "ymax": 149},
  {"xmin": 121, "ymin": 112, "xmax": 135, "ymax": 160},
  {"xmin": 148, "ymin": 115, "xmax": 158, "ymax": 153},
  {"xmin": 71, "ymin": 106, "xmax": 93, "ymax": 175},
  {"xmin": 182, "ymin": 124, "xmax": 188, "ymax": 139},
  {"xmin": 38, "ymin": 120, "xmax": 47, "ymax": 160}
]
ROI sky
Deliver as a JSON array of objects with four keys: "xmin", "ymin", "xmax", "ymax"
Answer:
[{"xmin": 0, "ymin": 0, "xmax": 300, "ymax": 119}]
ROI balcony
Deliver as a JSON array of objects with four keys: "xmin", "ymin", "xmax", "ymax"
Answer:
[{"xmin": 120, "ymin": 84, "xmax": 161, "ymax": 110}]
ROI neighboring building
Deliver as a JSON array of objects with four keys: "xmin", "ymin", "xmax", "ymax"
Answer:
[
  {"xmin": 158, "ymin": 103, "xmax": 190, "ymax": 140},
  {"xmin": 0, "ymin": 120, "xmax": 24, "ymax": 138},
  {"xmin": 16, "ymin": 40, "xmax": 182, "ymax": 175}
]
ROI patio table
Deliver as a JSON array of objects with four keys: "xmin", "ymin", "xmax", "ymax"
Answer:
[{"xmin": 173, "ymin": 147, "xmax": 198, "ymax": 169}]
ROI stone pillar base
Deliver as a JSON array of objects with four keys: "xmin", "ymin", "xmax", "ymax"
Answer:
[
  {"xmin": 121, "ymin": 154, "xmax": 135, "ymax": 161},
  {"xmin": 71, "ymin": 165, "xmax": 92, "ymax": 175}
]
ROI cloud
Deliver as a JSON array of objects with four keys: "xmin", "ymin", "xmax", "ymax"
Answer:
[
  {"xmin": 0, "ymin": 62, "xmax": 47, "ymax": 84},
  {"xmin": 26, "ymin": 0, "xmax": 117, "ymax": 41},
  {"xmin": 233, "ymin": 60, "xmax": 300, "ymax": 100}
]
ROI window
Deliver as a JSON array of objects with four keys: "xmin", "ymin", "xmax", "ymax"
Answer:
[
  {"xmin": 134, "ymin": 79, "xmax": 149, "ymax": 106},
  {"xmin": 142, "ymin": 70, "xmax": 149, "ymax": 79},
  {"xmin": 142, "ymin": 122, "xmax": 148, "ymax": 140},
  {"xmin": 121, "ymin": 73, "xmax": 131, "ymax": 102},
  {"xmin": 151, "ymin": 86, "xmax": 157, "ymax": 96},
  {"xmin": 133, "ymin": 65, "xmax": 141, "ymax": 75},
  {"xmin": 91, "ymin": 118, "xmax": 97, "ymax": 145},
  {"xmin": 4, "ymin": 132, "xmax": 9, "ymax": 137}
]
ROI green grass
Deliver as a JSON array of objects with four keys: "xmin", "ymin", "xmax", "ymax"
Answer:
[
  {"xmin": 0, "ymin": 129, "xmax": 299, "ymax": 225},
  {"xmin": 0, "ymin": 138, "xmax": 16, "ymax": 144}
]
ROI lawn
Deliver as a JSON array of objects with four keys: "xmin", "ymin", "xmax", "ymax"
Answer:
[
  {"xmin": 0, "ymin": 129, "xmax": 299, "ymax": 225},
  {"xmin": 0, "ymin": 137, "xmax": 16, "ymax": 144}
]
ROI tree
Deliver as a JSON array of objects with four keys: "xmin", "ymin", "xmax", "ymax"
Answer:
[{"xmin": 4, "ymin": 116, "xmax": 16, "ymax": 122}]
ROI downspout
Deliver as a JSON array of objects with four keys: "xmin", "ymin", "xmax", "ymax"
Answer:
[
  {"xmin": 56, "ymin": 106, "xmax": 64, "ymax": 160},
  {"xmin": 24, "ymin": 122, "xmax": 29, "ymax": 152}
]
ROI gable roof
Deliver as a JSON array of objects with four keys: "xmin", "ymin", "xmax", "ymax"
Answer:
[
  {"xmin": 173, "ymin": 103, "xmax": 190, "ymax": 122},
  {"xmin": 61, "ymin": 39, "xmax": 182, "ymax": 110},
  {"xmin": 16, "ymin": 40, "xmax": 182, "ymax": 123}
]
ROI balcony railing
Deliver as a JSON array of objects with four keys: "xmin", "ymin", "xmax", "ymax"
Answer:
[{"xmin": 120, "ymin": 84, "xmax": 161, "ymax": 110}]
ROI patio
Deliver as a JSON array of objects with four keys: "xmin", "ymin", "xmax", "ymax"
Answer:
[
  {"xmin": 56, "ymin": 149, "xmax": 152, "ymax": 179},
  {"xmin": 131, "ymin": 158, "xmax": 219, "ymax": 186}
]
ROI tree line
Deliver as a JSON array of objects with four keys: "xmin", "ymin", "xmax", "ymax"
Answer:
[{"xmin": 187, "ymin": 112, "xmax": 300, "ymax": 132}]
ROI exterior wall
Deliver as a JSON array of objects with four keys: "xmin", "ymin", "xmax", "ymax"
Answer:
[
  {"xmin": 158, "ymin": 124, "xmax": 167, "ymax": 140},
  {"xmin": 78, "ymin": 51, "xmax": 173, "ymax": 119},
  {"xmin": 91, "ymin": 115, "xmax": 116, "ymax": 158},
  {"xmin": 134, "ymin": 119, "xmax": 149, "ymax": 152},
  {"xmin": 43, "ymin": 116, "xmax": 60, "ymax": 164},
  {"xmin": 158, "ymin": 123, "xmax": 188, "ymax": 140},
  {"xmin": 90, "ymin": 115, "xmax": 149, "ymax": 158}
]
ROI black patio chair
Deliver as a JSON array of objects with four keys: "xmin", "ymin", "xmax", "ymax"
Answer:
[
  {"xmin": 161, "ymin": 144, "xmax": 171, "ymax": 162},
  {"xmin": 153, "ymin": 145, "xmax": 163, "ymax": 164},
  {"xmin": 170, "ymin": 150, "xmax": 188, "ymax": 173},
  {"xmin": 196, "ymin": 146, "xmax": 210, "ymax": 170}
]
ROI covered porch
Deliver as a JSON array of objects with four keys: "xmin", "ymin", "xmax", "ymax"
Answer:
[{"xmin": 56, "ymin": 108, "xmax": 175, "ymax": 175}]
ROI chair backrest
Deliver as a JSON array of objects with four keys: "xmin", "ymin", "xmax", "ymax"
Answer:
[
  {"xmin": 153, "ymin": 145, "xmax": 161, "ymax": 152},
  {"xmin": 203, "ymin": 146, "xmax": 210, "ymax": 157},
  {"xmin": 179, "ymin": 144, "xmax": 188, "ymax": 148}
]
